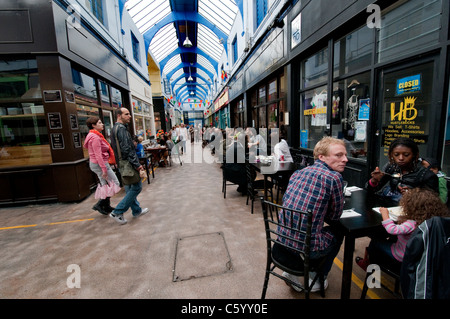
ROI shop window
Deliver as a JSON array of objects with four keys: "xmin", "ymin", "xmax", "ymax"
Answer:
[
  {"xmin": 302, "ymin": 47, "xmax": 328, "ymax": 89},
  {"xmin": 0, "ymin": 59, "xmax": 51, "ymax": 168},
  {"xmin": 252, "ymin": 107, "xmax": 258, "ymax": 128},
  {"xmin": 131, "ymin": 31, "xmax": 140, "ymax": 65},
  {"xmin": 134, "ymin": 115, "xmax": 144, "ymax": 137},
  {"xmin": 331, "ymin": 72, "xmax": 371, "ymax": 160},
  {"xmin": 268, "ymin": 103, "xmax": 277, "ymax": 129},
  {"xmin": 133, "ymin": 98, "xmax": 142, "ymax": 113},
  {"xmin": 268, "ymin": 79, "xmax": 277, "ymax": 101},
  {"xmin": 111, "ymin": 86, "xmax": 122, "ymax": 108},
  {"xmin": 378, "ymin": 61, "xmax": 434, "ymax": 169},
  {"xmin": 258, "ymin": 85, "xmax": 266, "ymax": 104},
  {"xmin": 145, "ymin": 118, "xmax": 152, "ymax": 139},
  {"xmin": 87, "ymin": 0, "xmax": 104, "ymax": 25},
  {"xmin": 258, "ymin": 106, "xmax": 267, "ymax": 129},
  {"xmin": 256, "ymin": 0, "xmax": 268, "ymax": 29},
  {"xmin": 334, "ymin": 25, "xmax": 373, "ymax": 78},
  {"xmin": 99, "ymin": 80, "xmax": 110, "ymax": 107},
  {"xmin": 300, "ymin": 85, "xmax": 327, "ymax": 149},
  {"xmin": 232, "ymin": 36, "xmax": 238, "ymax": 65},
  {"xmin": 77, "ymin": 105, "xmax": 99, "ymax": 158},
  {"xmin": 72, "ymin": 68, "xmax": 98, "ymax": 105},
  {"xmin": 377, "ymin": 0, "xmax": 442, "ymax": 63}
]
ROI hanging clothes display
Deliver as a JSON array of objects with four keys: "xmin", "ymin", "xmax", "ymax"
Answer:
[{"xmin": 310, "ymin": 92, "xmax": 327, "ymax": 126}]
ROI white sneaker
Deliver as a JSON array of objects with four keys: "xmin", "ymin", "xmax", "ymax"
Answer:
[
  {"xmin": 308, "ymin": 272, "xmax": 329, "ymax": 292},
  {"xmin": 109, "ymin": 212, "xmax": 127, "ymax": 225},
  {"xmin": 133, "ymin": 207, "xmax": 149, "ymax": 218},
  {"xmin": 282, "ymin": 272, "xmax": 303, "ymax": 292},
  {"xmin": 282, "ymin": 271, "xmax": 328, "ymax": 293}
]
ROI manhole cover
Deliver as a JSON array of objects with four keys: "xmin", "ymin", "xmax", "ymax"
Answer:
[{"xmin": 172, "ymin": 232, "xmax": 233, "ymax": 282}]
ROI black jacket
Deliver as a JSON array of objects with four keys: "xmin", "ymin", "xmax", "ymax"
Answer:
[
  {"xmin": 366, "ymin": 162, "xmax": 439, "ymax": 205},
  {"xmin": 111, "ymin": 122, "xmax": 140, "ymax": 169},
  {"xmin": 400, "ymin": 216, "xmax": 450, "ymax": 299}
]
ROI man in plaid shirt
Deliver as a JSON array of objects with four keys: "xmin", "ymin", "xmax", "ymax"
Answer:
[{"xmin": 276, "ymin": 137, "xmax": 348, "ymax": 292}]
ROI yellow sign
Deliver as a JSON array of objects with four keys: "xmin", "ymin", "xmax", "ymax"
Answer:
[
  {"xmin": 390, "ymin": 96, "xmax": 417, "ymax": 121},
  {"xmin": 304, "ymin": 107, "xmax": 327, "ymax": 116}
]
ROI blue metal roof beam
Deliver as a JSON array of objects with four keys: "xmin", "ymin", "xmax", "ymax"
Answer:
[
  {"xmin": 176, "ymin": 82, "xmax": 208, "ymax": 97},
  {"xmin": 159, "ymin": 47, "xmax": 218, "ymax": 76},
  {"xmin": 166, "ymin": 62, "xmax": 214, "ymax": 83},
  {"xmin": 143, "ymin": 11, "xmax": 228, "ymax": 59},
  {"xmin": 171, "ymin": 72, "xmax": 212, "ymax": 91}
]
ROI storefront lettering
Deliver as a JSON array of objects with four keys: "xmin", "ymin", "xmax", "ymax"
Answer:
[
  {"xmin": 390, "ymin": 96, "xmax": 417, "ymax": 121},
  {"xmin": 383, "ymin": 96, "xmax": 427, "ymax": 156},
  {"xmin": 304, "ymin": 107, "xmax": 327, "ymax": 115}
]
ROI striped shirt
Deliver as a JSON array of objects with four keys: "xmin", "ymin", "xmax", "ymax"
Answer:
[
  {"xmin": 382, "ymin": 219, "xmax": 416, "ymax": 261},
  {"xmin": 277, "ymin": 160, "xmax": 345, "ymax": 252}
]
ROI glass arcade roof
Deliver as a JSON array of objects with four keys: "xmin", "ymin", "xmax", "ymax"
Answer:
[{"xmin": 124, "ymin": 0, "xmax": 239, "ymax": 109}]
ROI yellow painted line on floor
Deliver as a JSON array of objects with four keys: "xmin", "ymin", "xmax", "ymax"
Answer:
[
  {"xmin": 333, "ymin": 257, "xmax": 381, "ymax": 299},
  {"xmin": 1, "ymin": 218, "xmax": 94, "ymax": 230},
  {"xmin": 0, "ymin": 224, "xmax": 37, "ymax": 230},
  {"xmin": 47, "ymin": 218, "xmax": 94, "ymax": 226}
]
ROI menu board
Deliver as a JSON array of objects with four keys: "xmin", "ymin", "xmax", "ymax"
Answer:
[
  {"xmin": 50, "ymin": 133, "xmax": 65, "ymax": 150},
  {"xmin": 48, "ymin": 112, "xmax": 62, "ymax": 129}
]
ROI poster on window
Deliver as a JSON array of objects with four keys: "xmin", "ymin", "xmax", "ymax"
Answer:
[
  {"xmin": 354, "ymin": 121, "xmax": 367, "ymax": 142},
  {"xmin": 300, "ymin": 130, "xmax": 308, "ymax": 148},
  {"xmin": 358, "ymin": 98, "xmax": 370, "ymax": 120}
]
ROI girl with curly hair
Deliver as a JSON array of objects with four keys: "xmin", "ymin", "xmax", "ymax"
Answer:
[{"xmin": 356, "ymin": 187, "xmax": 449, "ymax": 270}]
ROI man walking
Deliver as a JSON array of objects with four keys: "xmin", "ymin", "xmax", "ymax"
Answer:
[
  {"xmin": 110, "ymin": 107, "xmax": 148, "ymax": 225},
  {"xmin": 276, "ymin": 137, "xmax": 348, "ymax": 292}
]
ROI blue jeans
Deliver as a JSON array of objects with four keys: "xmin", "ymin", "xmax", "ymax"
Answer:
[{"xmin": 112, "ymin": 180, "xmax": 143, "ymax": 216}]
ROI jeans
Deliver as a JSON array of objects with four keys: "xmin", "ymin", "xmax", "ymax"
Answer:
[
  {"xmin": 112, "ymin": 180, "xmax": 143, "ymax": 216},
  {"xmin": 309, "ymin": 230, "xmax": 344, "ymax": 276}
]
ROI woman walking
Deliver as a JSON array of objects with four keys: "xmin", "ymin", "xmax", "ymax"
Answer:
[{"xmin": 84, "ymin": 116, "xmax": 121, "ymax": 215}]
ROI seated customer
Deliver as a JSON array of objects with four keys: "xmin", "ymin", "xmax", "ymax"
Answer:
[
  {"xmin": 421, "ymin": 157, "xmax": 448, "ymax": 203},
  {"xmin": 223, "ymin": 133, "xmax": 255, "ymax": 195},
  {"xmin": 367, "ymin": 137, "xmax": 439, "ymax": 206},
  {"xmin": 272, "ymin": 126, "xmax": 293, "ymax": 162},
  {"xmin": 356, "ymin": 188, "xmax": 449, "ymax": 271},
  {"xmin": 276, "ymin": 136, "xmax": 348, "ymax": 292}
]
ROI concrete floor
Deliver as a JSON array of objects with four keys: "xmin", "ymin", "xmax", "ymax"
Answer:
[{"xmin": 0, "ymin": 142, "xmax": 397, "ymax": 300}]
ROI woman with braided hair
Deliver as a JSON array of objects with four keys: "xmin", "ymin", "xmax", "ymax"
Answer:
[{"xmin": 367, "ymin": 137, "xmax": 439, "ymax": 206}]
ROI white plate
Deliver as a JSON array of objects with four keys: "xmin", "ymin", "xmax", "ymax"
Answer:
[{"xmin": 372, "ymin": 206, "xmax": 404, "ymax": 221}]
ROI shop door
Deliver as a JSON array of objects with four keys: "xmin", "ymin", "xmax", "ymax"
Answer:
[
  {"xmin": 102, "ymin": 110, "xmax": 113, "ymax": 143},
  {"xmin": 375, "ymin": 58, "xmax": 436, "ymax": 170}
]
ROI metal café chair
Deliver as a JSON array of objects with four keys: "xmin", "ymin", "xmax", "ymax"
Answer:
[
  {"xmin": 260, "ymin": 199, "xmax": 327, "ymax": 299},
  {"xmin": 245, "ymin": 160, "xmax": 273, "ymax": 214}
]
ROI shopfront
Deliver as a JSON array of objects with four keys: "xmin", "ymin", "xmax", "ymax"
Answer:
[
  {"xmin": 0, "ymin": 2, "xmax": 132, "ymax": 205},
  {"xmin": 249, "ymin": 72, "xmax": 287, "ymax": 131},
  {"xmin": 290, "ymin": 0, "xmax": 448, "ymax": 186},
  {"xmin": 132, "ymin": 97, "xmax": 153, "ymax": 139}
]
